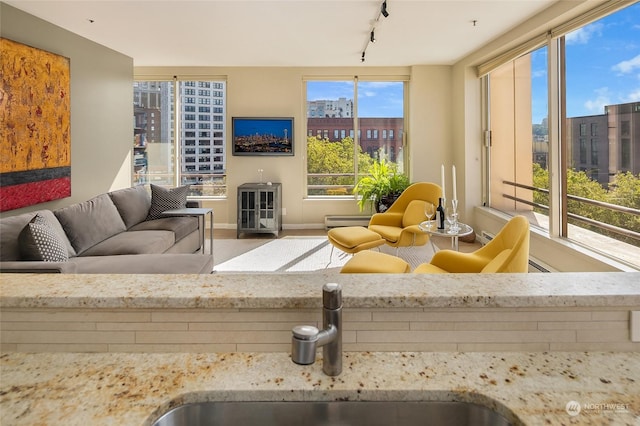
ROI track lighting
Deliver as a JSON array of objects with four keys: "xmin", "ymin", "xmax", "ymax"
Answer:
[
  {"xmin": 381, "ymin": 1, "xmax": 389, "ymax": 17},
  {"xmin": 359, "ymin": 0, "xmax": 389, "ymax": 63}
]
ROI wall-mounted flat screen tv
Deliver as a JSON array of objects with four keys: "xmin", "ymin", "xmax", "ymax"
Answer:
[{"xmin": 232, "ymin": 117, "xmax": 294, "ymax": 156}]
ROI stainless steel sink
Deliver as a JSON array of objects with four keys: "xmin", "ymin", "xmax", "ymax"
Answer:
[{"xmin": 152, "ymin": 401, "xmax": 513, "ymax": 426}]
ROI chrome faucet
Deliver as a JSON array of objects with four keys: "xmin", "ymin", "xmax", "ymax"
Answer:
[{"xmin": 291, "ymin": 283, "xmax": 342, "ymax": 376}]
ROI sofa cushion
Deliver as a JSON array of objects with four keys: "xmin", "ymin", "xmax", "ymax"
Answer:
[
  {"xmin": 54, "ymin": 194, "xmax": 127, "ymax": 255},
  {"xmin": 146, "ymin": 184, "xmax": 190, "ymax": 220},
  {"xmin": 79, "ymin": 230, "xmax": 175, "ymax": 256},
  {"xmin": 129, "ymin": 216, "xmax": 198, "ymax": 243},
  {"xmin": 0, "ymin": 210, "xmax": 76, "ymax": 261},
  {"xmin": 18, "ymin": 214, "xmax": 70, "ymax": 262},
  {"xmin": 108, "ymin": 185, "xmax": 151, "ymax": 229}
]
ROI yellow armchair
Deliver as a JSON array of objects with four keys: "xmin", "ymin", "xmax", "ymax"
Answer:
[
  {"xmin": 368, "ymin": 182, "xmax": 442, "ymax": 249},
  {"xmin": 414, "ymin": 215, "xmax": 530, "ymax": 274}
]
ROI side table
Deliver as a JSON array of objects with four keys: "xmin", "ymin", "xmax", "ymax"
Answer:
[
  {"xmin": 162, "ymin": 208, "xmax": 213, "ymax": 256},
  {"xmin": 419, "ymin": 220, "xmax": 474, "ymax": 252}
]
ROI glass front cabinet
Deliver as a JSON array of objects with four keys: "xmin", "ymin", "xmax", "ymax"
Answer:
[{"xmin": 237, "ymin": 182, "xmax": 282, "ymax": 238}]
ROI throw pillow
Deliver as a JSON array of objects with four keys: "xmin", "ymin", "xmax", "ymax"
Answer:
[
  {"xmin": 54, "ymin": 194, "xmax": 127, "ymax": 255},
  {"xmin": 108, "ymin": 185, "xmax": 151, "ymax": 229},
  {"xmin": 146, "ymin": 184, "xmax": 190, "ymax": 220},
  {"xmin": 18, "ymin": 214, "xmax": 70, "ymax": 262}
]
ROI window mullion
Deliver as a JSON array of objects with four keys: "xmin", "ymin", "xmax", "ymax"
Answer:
[
  {"xmin": 547, "ymin": 36, "xmax": 563, "ymax": 238},
  {"xmin": 172, "ymin": 78, "xmax": 180, "ymax": 188},
  {"xmin": 353, "ymin": 77, "xmax": 359, "ymax": 185}
]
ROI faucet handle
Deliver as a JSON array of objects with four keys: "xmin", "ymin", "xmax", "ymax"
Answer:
[
  {"xmin": 291, "ymin": 325, "xmax": 319, "ymax": 365},
  {"xmin": 292, "ymin": 325, "xmax": 319, "ymax": 340},
  {"xmin": 323, "ymin": 283, "xmax": 342, "ymax": 309}
]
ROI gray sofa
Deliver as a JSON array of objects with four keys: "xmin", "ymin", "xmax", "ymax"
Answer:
[{"xmin": 0, "ymin": 186, "xmax": 213, "ymax": 274}]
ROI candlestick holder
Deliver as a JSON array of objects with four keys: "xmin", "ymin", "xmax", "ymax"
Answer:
[{"xmin": 450, "ymin": 199, "xmax": 460, "ymax": 233}]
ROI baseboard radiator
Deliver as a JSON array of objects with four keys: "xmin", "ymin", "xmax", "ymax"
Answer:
[
  {"xmin": 324, "ymin": 215, "xmax": 371, "ymax": 229},
  {"xmin": 479, "ymin": 230, "xmax": 554, "ymax": 273}
]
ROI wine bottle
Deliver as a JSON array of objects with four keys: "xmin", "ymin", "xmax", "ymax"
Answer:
[{"xmin": 437, "ymin": 197, "xmax": 445, "ymax": 230}]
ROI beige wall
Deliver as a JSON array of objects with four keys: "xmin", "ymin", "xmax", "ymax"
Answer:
[
  {"xmin": 0, "ymin": 3, "xmax": 133, "ymax": 215},
  {"xmin": 136, "ymin": 66, "xmax": 453, "ymax": 228}
]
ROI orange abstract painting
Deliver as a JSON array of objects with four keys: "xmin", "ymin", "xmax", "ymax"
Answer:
[{"xmin": 0, "ymin": 37, "xmax": 71, "ymax": 211}]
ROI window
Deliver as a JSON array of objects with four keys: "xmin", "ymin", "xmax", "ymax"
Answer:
[
  {"xmin": 487, "ymin": 45, "xmax": 548, "ymax": 232},
  {"xmin": 484, "ymin": 3, "xmax": 640, "ymax": 268},
  {"xmin": 563, "ymin": 4, "xmax": 639, "ymax": 259},
  {"xmin": 133, "ymin": 79, "xmax": 227, "ymax": 197},
  {"xmin": 306, "ymin": 79, "xmax": 405, "ymax": 196}
]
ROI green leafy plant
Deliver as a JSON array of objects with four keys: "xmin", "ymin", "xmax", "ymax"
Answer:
[{"xmin": 353, "ymin": 159, "xmax": 410, "ymax": 212}]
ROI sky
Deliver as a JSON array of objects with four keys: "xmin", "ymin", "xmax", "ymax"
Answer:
[
  {"xmin": 307, "ymin": 81, "xmax": 404, "ymax": 118},
  {"xmin": 531, "ymin": 2, "xmax": 640, "ymax": 124}
]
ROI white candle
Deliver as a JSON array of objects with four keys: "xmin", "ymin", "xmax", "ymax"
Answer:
[
  {"xmin": 441, "ymin": 164, "xmax": 446, "ymax": 200},
  {"xmin": 452, "ymin": 165, "xmax": 457, "ymax": 201}
]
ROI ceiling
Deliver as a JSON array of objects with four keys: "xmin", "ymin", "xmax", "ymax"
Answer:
[{"xmin": 5, "ymin": 0, "xmax": 557, "ymax": 67}]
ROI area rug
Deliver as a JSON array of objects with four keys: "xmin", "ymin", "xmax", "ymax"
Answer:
[{"xmin": 213, "ymin": 236, "xmax": 435, "ymax": 273}]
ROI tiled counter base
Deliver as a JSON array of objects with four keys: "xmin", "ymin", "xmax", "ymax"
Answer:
[
  {"xmin": 1, "ymin": 351, "xmax": 638, "ymax": 426},
  {"xmin": 1, "ymin": 272, "xmax": 639, "ymax": 353}
]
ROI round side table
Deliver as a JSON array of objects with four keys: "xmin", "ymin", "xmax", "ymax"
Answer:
[{"xmin": 419, "ymin": 220, "xmax": 474, "ymax": 252}]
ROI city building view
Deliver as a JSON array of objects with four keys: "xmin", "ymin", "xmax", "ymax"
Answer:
[
  {"xmin": 133, "ymin": 80, "xmax": 227, "ymax": 196},
  {"xmin": 531, "ymin": 101, "xmax": 639, "ymax": 187},
  {"xmin": 566, "ymin": 101, "xmax": 639, "ymax": 187},
  {"xmin": 306, "ymin": 116, "xmax": 403, "ymax": 162}
]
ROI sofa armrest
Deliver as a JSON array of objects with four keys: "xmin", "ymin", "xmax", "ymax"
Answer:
[
  {"xmin": 0, "ymin": 261, "xmax": 77, "ymax": 273},
  {"xmin": 186, "ymin": 199, "xmax": 201, "ymax": 208}
]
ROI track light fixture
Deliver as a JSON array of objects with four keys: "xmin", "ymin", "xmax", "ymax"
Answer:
[
  {"xmin": 360, "ymin": 0, "xmax": 389, "ymax": 63},
  {"xmin": 381, "ymin": 1, "xmax": 389, "ymax": 18}
]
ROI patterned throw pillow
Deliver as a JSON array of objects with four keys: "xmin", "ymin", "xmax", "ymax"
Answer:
[
  {"xmin": 18, "ymin": 214, "xmax": 70, "ymax": 262},
  {"xmin": 146, "ymin": 184, "xmax": 190, "ymax": 220}
]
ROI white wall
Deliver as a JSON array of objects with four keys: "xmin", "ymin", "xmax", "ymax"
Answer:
[{"xmin": 0, "ymin": 3, "xmax": 134, "ymax": 216}]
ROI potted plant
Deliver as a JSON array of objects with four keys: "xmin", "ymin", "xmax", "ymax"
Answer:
[{"xmin": 353, "ymin": 159, "xmax": 410, "ymax": 213}]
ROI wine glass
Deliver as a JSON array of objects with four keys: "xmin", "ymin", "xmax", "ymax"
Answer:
[
  {"xmin": 424, "ymin": 202, "xmax": 435, "ymax": 221},
  {"xmin": 445, "ymin": 207, "xmax": 458, "ymax": 234}
]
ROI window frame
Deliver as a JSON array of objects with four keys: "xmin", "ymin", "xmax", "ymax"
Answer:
[
  {"xmin": 303, "ymin": 76, "xmax": 409, "ymax": 198},
  {"xmin": 133, "ymin": 76, "xmax": 228, "ymax": 198}
]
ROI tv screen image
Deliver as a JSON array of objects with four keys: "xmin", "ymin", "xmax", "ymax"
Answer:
[{"xmin": 232, "ymin": 117, "xmax": 294, "ymax": 156}]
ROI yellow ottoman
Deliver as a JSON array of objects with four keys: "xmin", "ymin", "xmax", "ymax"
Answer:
[
  {"xmin": 340, "ymin": 250, "xmax": 410, "ymax": 273},
  {"xmin": 328, "ymin": 226, "xmax": 385, "ymax": 255}
]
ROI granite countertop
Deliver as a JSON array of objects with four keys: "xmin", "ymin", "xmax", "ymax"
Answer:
[
  {"xmin": 1, "ymin": 272, "xmax": 639, "ymax": 310},
  {"xmin": 1, "ymin": 351, "xmax": 638, "ymax": 425},
  {"xmin": 2, "ymin": 273, "xmax": 639, "ymax": 425}
]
